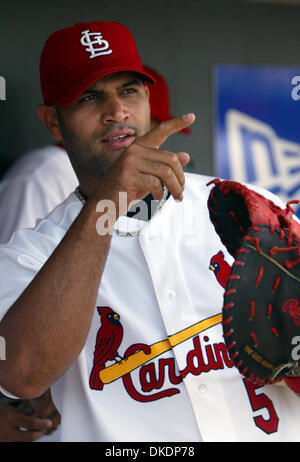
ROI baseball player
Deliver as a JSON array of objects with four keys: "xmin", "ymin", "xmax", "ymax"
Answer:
[
  {"xmin": 0, "ymin": 21, "xmax": 299, "ymax": 442},
  {"xmin": 0, "ymin": 63, "xmax": 185, "ymax": 441}
]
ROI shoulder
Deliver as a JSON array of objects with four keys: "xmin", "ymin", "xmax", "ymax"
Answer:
[
  {"xmin": 184, "ymin": 172, "xmax": 219, "ymax": 199},
  {"xmin": 184, "ymin": 173, "xmax": 285, "ymax": 208},
  {"xmin": 1, "ymin": 144, "xmax": 77, "ymax": 191},
  {"xmin": 0, "ymin": 145, "xmax": 79, "ymax": 243},
  {"xmin": 2, "ymin": 145, "xmax": 68, "ymax": 180},
  {"xmin": 2, "ymin": 193, "xmax": 82, "ymax": 259},
  {"xmin": 184, "ymin": 172, "xmax": 213, "ymax": 186},
  {"xmin": 29, "ymin": 192, "xmax": 82, "ymax": 239}
]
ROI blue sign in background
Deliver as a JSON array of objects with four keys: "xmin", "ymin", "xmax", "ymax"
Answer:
[{"xmin": 214, "ymin": 65, "xmax": 300, "ymax": 216}]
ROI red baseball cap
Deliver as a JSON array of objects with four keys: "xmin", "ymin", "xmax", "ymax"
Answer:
[
  {"xmin": 144, "ymin": 65, "xmax": 191, "ymax": 135},
  {"xmin": 40, "ymin": 21, "xmax": 155, "ymax": 107}
]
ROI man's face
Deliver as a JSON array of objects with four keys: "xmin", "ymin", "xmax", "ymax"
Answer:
[{"xmin": 56, "ymin": 71, "xmax": 151, "ymax": 184}]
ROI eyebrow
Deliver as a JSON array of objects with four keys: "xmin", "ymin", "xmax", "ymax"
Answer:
[
  {"xmin": 122, "ymin": 79, "xmax": 142, "ymax": 88},
  {"xmin": 82, "ymin": 79, "xmax": 142, "ymax": 96}
]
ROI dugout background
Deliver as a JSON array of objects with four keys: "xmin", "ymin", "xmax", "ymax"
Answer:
[{"xmin": 0, "ymin": 0, "xmax": 300, "ymax": 179}]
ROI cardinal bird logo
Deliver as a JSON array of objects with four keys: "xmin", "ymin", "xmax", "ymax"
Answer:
[
  {"xmin": 89, "ymin": 306, "xmax": 124, "ymax": 390},
  {"xmin": 209, "ymin": 251, "xmax": 231, "ymax": 288}
]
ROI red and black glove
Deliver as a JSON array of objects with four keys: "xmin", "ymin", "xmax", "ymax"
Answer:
[{"xmin": 207, "ymin": 178, "xmax": 300, "ymax": 390}]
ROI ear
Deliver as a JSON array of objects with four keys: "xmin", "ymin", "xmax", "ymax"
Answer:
[
  {"xmin": 37, "ymin": 105, "xmax": 62, "ymax": 140},
  {"xmin": 144, "ymin": 83, "xmax": 150, "ymax": 100}
]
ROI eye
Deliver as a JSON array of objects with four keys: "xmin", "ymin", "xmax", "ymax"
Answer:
[
  {"xmin": 121, "ymin": 87, "xmax": 138, "ymax": 95},
  {"xmin": 79, "ymin": 94, "xmax": 98, "ymax": 103}
]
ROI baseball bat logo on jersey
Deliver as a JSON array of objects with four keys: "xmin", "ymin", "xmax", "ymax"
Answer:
[
  {"xmin": 89, "ymin": 306, "xmax": 234, "ymax": 402},
  {"xmin": 89, "ymin": 251, "xmax": 234, "ymax": 401}
]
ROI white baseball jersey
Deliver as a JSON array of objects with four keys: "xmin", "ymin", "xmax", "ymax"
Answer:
[
  {"xmin": 0, "ymin": 173, "xmax": 300, "ymax": 442},
  {"xmin": 0, "ymin": 144, "xmax": 78, "ymax": 442},
  {"xmin": 0, "ymin": 144, "xmax": 78, "ymax": 244}
]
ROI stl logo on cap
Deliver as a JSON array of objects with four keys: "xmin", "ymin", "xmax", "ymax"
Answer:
[{"xmin": 80, "ymin": 29, "xmax": 113, "ymax": 59}]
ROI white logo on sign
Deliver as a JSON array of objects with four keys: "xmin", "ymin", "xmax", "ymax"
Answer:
[
  {"xmin": 225, "ymin": 109, "xmax": 300, "ymax": 216},
  {"xmin": 80, "ymin": 29, "xmax": 112, "ymax": 59}
]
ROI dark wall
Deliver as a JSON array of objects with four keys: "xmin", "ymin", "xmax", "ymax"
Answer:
[{"xmin": 1, "ymin": 0, "xmax": 300, "ymax": 178}]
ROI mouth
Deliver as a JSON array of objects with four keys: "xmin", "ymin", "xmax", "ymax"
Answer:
[{"xmin": 101, "ymin": 130, "xmax": 135, "ymax": 149}]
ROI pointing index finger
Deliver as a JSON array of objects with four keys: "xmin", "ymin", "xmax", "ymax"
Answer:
[{"xmin": 139, "ymin": 113, "xmax": 195, "ymax": 148}]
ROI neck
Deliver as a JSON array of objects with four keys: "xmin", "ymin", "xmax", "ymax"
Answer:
[{"xmin": 76, "ymin": 173, "xmax": 106, "ymax": 199}]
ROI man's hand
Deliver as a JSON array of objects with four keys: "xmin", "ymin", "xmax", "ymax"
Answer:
[
  {"xmin": 91, "ymin": 113, "xmax": 195, "ymax": 214},
  {"xmin": 28, "ymin": 389, "xmax": 61, "ymax": 436},
  {"xmin": 0, "ymin": 400, "xmax": 53, "ymax": 442}
]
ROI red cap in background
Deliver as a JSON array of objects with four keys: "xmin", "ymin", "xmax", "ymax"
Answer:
[
  {"xmin": 143, "ymin": 65, "xmax": 191, "ymax": 135},
  {"xmin": 40, "ymin": 21, "xmax": 155, "ymax": 108}
]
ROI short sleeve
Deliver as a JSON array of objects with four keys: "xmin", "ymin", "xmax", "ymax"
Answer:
[{"xmin": 0, "ymin": 230, "xmax": 49, "ymax": 322}]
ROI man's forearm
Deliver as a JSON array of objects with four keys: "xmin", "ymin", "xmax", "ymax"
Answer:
[{"xmin": 0, "ymin": 197, "xmax": 112, "ymax": 398}]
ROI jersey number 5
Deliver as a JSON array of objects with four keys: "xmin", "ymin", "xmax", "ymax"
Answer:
[{"xmin": 243, "ymin": 378, "xmax": 279, "ymax": 434}]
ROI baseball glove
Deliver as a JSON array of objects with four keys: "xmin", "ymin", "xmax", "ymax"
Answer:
[{"xmin": 207, "ymin": 178, "xmax": 300, "ymax": 386}]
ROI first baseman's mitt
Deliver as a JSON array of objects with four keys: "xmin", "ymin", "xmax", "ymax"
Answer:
[{"xmin": 207, "ymin": 178, "xmax": 300, "ymax": 386}]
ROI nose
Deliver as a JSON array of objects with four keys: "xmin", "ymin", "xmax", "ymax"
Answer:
[{"xmin": 101, "ymin": 95, "xmax": 129, "ymax": 124}]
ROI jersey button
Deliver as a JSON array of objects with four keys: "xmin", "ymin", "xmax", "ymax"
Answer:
[
  {"xmin": 198, "ymin": 384, "xmax": 207, "ymax": 393},
  {"xmin": 167, "ymin": 289, "xmax": 177, "ymax": 300}
]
